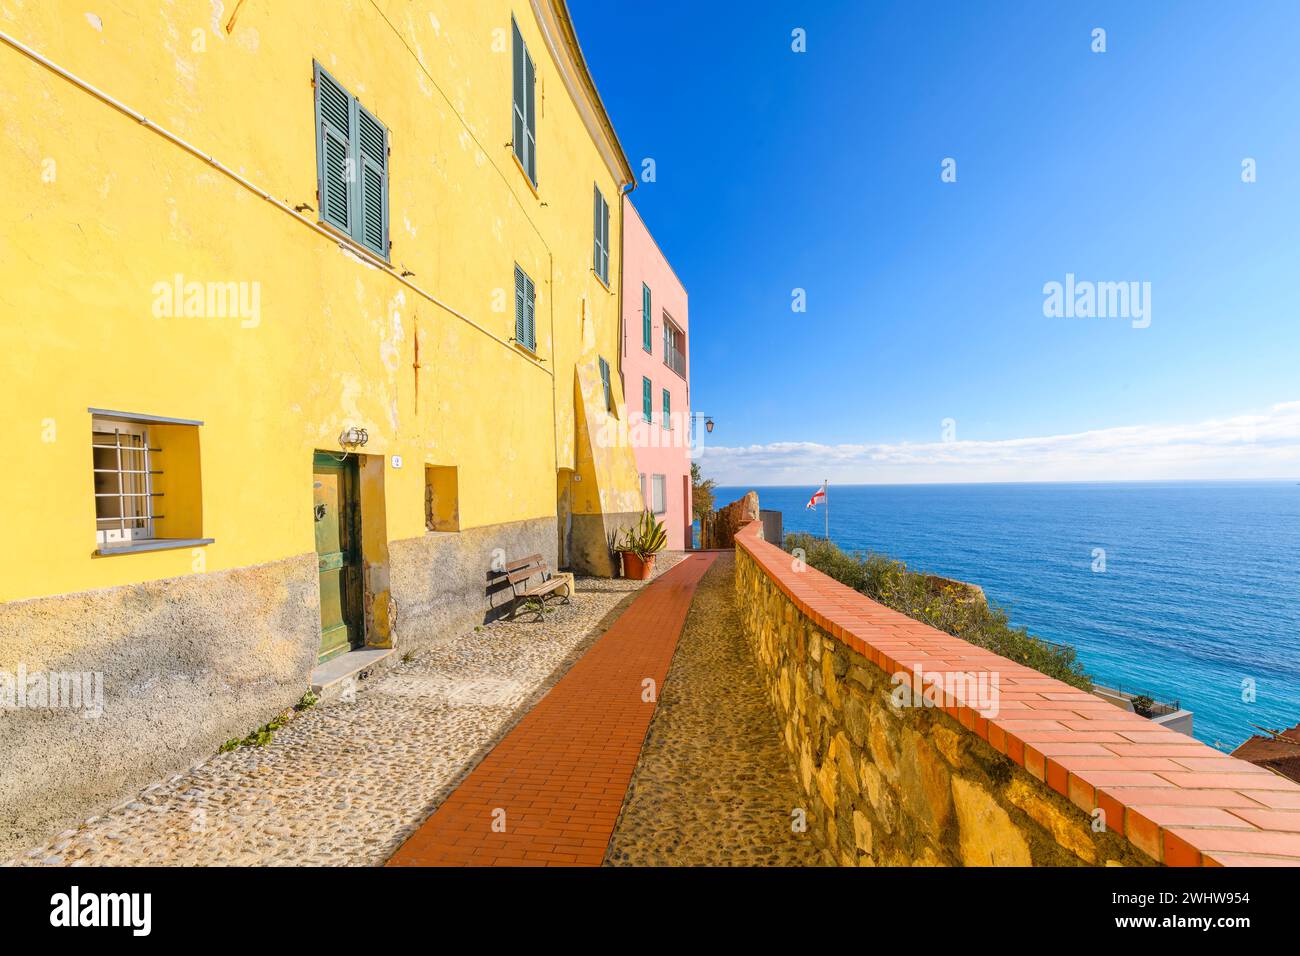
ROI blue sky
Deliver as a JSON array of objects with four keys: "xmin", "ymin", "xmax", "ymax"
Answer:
[{"xmin": 568, "ymin": 0, "xmax": 1300, "ymax": 484}]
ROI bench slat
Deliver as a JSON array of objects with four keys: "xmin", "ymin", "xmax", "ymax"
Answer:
[{"xmin": 520, "ymin": 578, "xmax": 568, "ymax": 598}]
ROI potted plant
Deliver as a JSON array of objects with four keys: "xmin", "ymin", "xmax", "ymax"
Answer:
[
  {"xmin": 617, "ymin": 510, "xmax": 667, "ymax": 580},
  {"xmin": 1131, "ymin": 694, "xmax": 1155, "ymax": 719}
]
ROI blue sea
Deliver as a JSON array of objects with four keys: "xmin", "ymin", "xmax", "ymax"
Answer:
[{"xmin": 711, "ymin": 481, "xmax": 1300, "ymax": 750}]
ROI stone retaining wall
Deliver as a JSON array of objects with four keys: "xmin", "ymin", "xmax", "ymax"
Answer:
[{"xmin": 734, "ymin": 520, "xmax": 1300, "ymax": 867}]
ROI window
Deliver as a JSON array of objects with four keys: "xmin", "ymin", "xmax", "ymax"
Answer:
[
  {"xmin": 314, "ymin": 62, "xmax": 390, "ymax": 259},
  {"xmin": 593, "ymin": 185, "xmax": 610, "ymax": 284},
  {"xmin": 598, "ymin": 357, "xmax": 614, "ymax": 413},
  {"xmin": 511, "ymin": 18, "xmax": 537, "ymax": 184},
  {"xmin": 425, "ymin": 465, "xmax": 460, "ymax": 532},
  {"xmin": 651, "ymin": 474, "xmax": 666, "ymax": 514},
  {"xmin": 641, "ymin": 377, "xmax": 652, "ymax": 421},
  {"xmin": 93, "ymin": 419, "xmax": 152, "ymax": 546},
  {"xmin": 514, "ymin": 264, "xmax": 536, "ymax": 350},
  {"xmin": 642, "ymin": 283, "xmax": 652, "ymax": 352},
  {"xmin": 662, "ymin": 388, "xmax": 671, "ymax": 429},
  {"xmin": 663, "ymin": 314, "xmax": 686, "ymax": 377},
  {"xmin": 91, "ymin": 410, "xmax": 207, "ymax": 552}
]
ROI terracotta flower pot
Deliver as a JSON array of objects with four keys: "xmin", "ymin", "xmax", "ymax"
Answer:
[{"xmin": 620, "ymin": 551, "xmax": 655, "ymax": 580}]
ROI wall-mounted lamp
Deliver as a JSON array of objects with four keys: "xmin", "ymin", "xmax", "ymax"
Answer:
[
  {"xmin": 705, "ymin": 417, "xmax": 715, "ymax": 434},
  {"xmin": 339, "ymin": 426, "xmax": 369, "ymax": 449}
]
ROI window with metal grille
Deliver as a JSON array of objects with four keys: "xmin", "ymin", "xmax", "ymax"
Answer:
[
  {"xmin": 652, "ymin": 474, "xmax": 666, "ymax": 515},
  {"xmin": 514, "ymin": 264, "xmax": 536, "ymax": 350},
  {"xmin": 314, "ymin": 61, "xmax": 390, "ymax": 259},
  {"xmin": 512, "ymin": 18, "xmax": 537, "ymax": 185},
  {"xmin": 93, "ymin": 419, "xmax": 156, "ymax": 547},
  {"xmin": 593, "ymin": 185, "xmax": 610, "ymax": 283},
  {"xmin": 90, "ymin": 410, "xmax": 208, "ymax": 553}
]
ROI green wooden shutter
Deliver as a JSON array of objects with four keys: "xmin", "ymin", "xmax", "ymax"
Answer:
[
  {"xmin": 593, "ymin": 186, "xmax": 601, "ymax": 277},
  {"xmin": 515, "ymin": 265, "xmax": 535, "ymax": 350},
  {"xmin": 642, "ymin": 284, "xmax": 652, "ymax": 352},
  {"xmin": 642, "ymin": 377, "xmax": 652, "ymax": 421},
  {"xmin": 601, "ymin": 193, "xmax": 610, "ymax": 281},
  {"xmin": 599, "ymin": 357, "xmax": 612, "ymax": 411},
  {"xmin": 512, "ymin": 20, "xmax": 536, "ymax": 184},
  {"xmin": 526, "ymin": 273, "xmax": 536, "ymax": 349},
  {"xmin": 356, "ymin": 104, "xmax": 389, "ymax": 258},
  {"xmin": 315, "ymin": 64, "xmax": 352, "ymax": 234},
  {"xmin": 524, "ymin": 47, "xmax": 537, "ymax": 183},
  {"xmin": 514, "ymin": 267, "xmax": 525, "ymax": 344},
  {"xmin": 512, "ymin": 21, "xmax": 525, "ymax": 172},
  {"xmin": 593, "ymin": 187, "xmax": 610, "ymax": 283},
  {"xmin": 662, "ymin": 388, "xmax": 671, "ymax": 428}
]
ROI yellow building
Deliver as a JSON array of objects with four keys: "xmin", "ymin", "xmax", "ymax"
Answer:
[{"xmin": 0, "ymin": 1, "xmax": 644, "ymax": 853}]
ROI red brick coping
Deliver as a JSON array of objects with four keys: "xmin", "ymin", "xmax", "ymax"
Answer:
[
  {"xmin": 736, "ymin": 521, "xmax": 1300, "ymax": 866},
  {"xmin": 387, "ymin": 553, "xmax": 718, "ymax": 866}
]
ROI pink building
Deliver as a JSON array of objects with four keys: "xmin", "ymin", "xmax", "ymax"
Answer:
[{"xmin": 620, "ymin": 198, "xmax": 692, "ymax": 550}]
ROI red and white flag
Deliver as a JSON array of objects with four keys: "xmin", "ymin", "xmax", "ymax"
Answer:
[{"xmin": 806, "ymin": 483, "xmax": 827, "ymax": 510}]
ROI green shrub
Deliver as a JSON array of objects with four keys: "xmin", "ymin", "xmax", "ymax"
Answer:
[{"xmin": 785, "ymin": 533, "xmax": 1092, "ymax": 691}]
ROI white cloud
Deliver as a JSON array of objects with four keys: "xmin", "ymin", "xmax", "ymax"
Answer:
[{"xmin": 699, "ymin": 401, "xmax": 1300, "ymax": 485}]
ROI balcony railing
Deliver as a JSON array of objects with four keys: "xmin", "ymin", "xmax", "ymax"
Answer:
[{"xmin": 665, "ymin": 344, "xmax": 687, "ymax": 378}]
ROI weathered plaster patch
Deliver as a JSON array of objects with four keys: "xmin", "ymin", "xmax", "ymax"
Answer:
[
  {"xmin": 84, "ymin": 12, "xmax": 102, "ymax": 31},
  {"xmin": 338, "ymin": 243, "xmax": 381, "ymax": 271},
  {"xmin": 163, "ymin": 20, "xmax": 199, "ymax": 92},
  {"xmin": 233, "ymin": 27, "xmax": 258, "ymax": 53},
  {"xmin": 380, "ymin": 292, "xmax": 405, "ymax": 374},
  {"xmin": 208, "ymin": 0, "xmax": 224, "ymax": 36},
  {"xmin": 336, "ymin": 373, "xmax": 365, "ymax": 430},
  {"xmin": 428, "ymin": 12, "xmax": 441, "ymax": 34},
  {"xmin": 401, "ymin": 11, "xmax": 425, "ymax": 63}
]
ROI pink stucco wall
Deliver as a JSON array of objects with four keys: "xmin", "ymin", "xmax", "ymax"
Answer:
[{"xmin": 620, "ymin": 197, "xmax": 692, "ymax": 550}]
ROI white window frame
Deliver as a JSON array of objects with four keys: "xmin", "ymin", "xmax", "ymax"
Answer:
[
  {"xmin": 92, "ymin": 417, "xmax": 157, "ymax": 547},
  {"xmin": 651, "ymin": 474, "xmax": 666, "ymax": 515}
]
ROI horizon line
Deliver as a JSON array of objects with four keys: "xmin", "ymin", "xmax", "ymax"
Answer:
[{"xmin": 709, "ymin": 476, "xmax": 1300, "ymax": 488}]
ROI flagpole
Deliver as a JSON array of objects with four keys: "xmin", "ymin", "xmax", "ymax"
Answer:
[{"xmin": 824, "ymin": 479, "xmax": 829, "ymax": 541}]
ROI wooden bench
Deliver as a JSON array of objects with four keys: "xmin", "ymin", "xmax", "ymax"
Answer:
[{"xmin": 502, "ymin": 554, "xmax": 573, "ymax": 620}]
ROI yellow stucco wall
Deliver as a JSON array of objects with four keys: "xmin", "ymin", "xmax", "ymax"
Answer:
[{"xmin": 0, "ymin": 0, "xmax": 643, "ymax": 602}]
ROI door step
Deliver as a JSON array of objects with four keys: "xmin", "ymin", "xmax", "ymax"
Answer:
[{"xmin": 310, "ymin": 647, "xmax": 397, "ymax": 702}]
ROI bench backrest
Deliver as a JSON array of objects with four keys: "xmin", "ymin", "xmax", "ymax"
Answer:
[{"xmin": 503, "ymin": 553, "xmax": 549, "ymax": 589}]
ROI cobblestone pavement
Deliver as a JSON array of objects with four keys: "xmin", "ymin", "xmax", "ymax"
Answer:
[
  {"xmin": 5, "ymin": 555, "xmax": 683, "ymax": 867},
  {"xmin": 606, "ymin": 553, "xmax": 825, "ymax": 866}
]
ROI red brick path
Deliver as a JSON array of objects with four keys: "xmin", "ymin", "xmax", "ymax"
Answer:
[{"xmin": 387, "ymin": 553, "xmax": 718, "ymax": 867}]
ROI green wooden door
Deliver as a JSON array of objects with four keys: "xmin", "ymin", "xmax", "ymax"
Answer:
[{"xmin": 313, "ymin": 452, "xmax": 362, "ymax": 663}]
